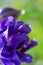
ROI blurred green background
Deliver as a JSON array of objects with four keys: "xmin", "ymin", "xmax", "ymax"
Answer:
[{"xmin": 0, "ymin": 0, "xmax": 43, "ymax": 65}]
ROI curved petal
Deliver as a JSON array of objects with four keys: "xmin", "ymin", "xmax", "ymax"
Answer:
[
  {"xmin": 17, "ymin": 52, "xmax": 32, "ymax": 64},
  {"xmin": 21, "ymin": 54, "xmax": 32, "ymax": 63},
  {"xmin": 20, "ymin": 39, "xmax": 37, "ymax": 53},
  {"xmin": 18, "ymin": 24, "xmax": 31, "ymax": 34},
  {"xmin": 14, "ymin": 21, "xmax": 31, "ymax": 34}
]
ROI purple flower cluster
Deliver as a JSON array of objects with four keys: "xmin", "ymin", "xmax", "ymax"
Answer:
[{"xmin": 0, "ymin": 8, "xmax": 37, "ymax": 65}]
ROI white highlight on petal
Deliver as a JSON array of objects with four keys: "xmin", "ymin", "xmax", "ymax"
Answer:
[
  {"xmin": 6, "ymin": 36, "xmax": 13, "ymax": 46},
  {"xmin": 8, "ymin": 16, "xmax": 14, "ymax": 22},
  {"xmin": 0, "ymin": 47, "xmax": 3, "ymax": 54},
  {"xmin": 21, "ymin": 10, "xmax": 25, "ymax": 14},
  {"xmin": 4, "ymin": 28, "xmax": 8, "ymax": 38},
  {"xmin": 26, "ymin": 57, "xmax": 30, "ymax": 59},
  {"xmin": 18, "ymin": 25, "xmax": 23, "ymax": 30}
]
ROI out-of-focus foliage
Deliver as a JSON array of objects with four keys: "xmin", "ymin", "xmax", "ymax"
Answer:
[{"xmin": 0, "ymin": 0, "xmax": 43, "ymax": 65}]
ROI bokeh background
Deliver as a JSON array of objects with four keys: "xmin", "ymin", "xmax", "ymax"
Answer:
[{"xmin": 0, "ymin": 0, "xmax": 43, "ymax": 65}]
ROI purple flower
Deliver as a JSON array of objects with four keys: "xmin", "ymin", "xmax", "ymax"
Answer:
[{"xmin": 0, "ymin": 8, "xmax": 37, "ymax": 65}]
